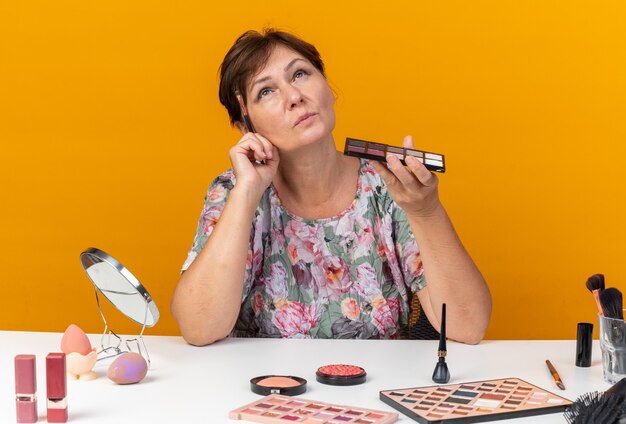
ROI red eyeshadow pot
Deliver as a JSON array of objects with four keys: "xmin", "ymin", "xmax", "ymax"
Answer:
[
  {"xmin": 316, "ymin": 364, "xmax": 367, "ymax": 386},
  {"xmin": 250, "ymin": 375, "xmax": 307, "ymax": 396}
]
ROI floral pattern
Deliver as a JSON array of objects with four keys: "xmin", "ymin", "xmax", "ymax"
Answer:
[{"xmin": 182, "ymin": 159, "xmax": 426, "ymax": 339}]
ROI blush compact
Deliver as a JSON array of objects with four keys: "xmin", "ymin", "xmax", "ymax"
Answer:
[
  {"xmin": 250, "ymin": 375, "xmax": 307, "ymax": 396},
  {"xmin": 316, "ymin": 364, "xmax": 367, "ymax": 386}
]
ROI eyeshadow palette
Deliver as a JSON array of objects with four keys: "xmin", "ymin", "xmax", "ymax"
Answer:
[
  {"xmin": 379, "ymin": 378, "xmax": 572, "ymax": 423},
  {"xmin": 343, "ymin": 138, "xmax": 446, "ymax": 173},
  {"xmin": 230, "ymin": 394, "xmax": 398, "ymax": 424}
]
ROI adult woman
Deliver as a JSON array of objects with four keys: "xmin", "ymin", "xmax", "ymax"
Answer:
[{"xmin": 171, "ymin": 29, "xmax": 491, "ymax": 346}]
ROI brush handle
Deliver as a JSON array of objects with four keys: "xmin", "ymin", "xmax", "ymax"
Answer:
[
  {"xmin": 438, "ymin": 304, "xmax": 447, "ymax": 352},
  {"xmin": 593, "ymin": 290, "xmax": 604, "ymax": 317}
]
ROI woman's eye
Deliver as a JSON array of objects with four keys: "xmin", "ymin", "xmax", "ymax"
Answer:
[
  {"xmin": 258, "ymin": 88, "xmax": 272, "ymax": 99},
  {"xmin": 293, "ymin": 69, "xmax": 309, "ymax": 80}
]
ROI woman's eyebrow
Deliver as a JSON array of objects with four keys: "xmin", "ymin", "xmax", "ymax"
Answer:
[
  {"xmin": 249, "ymin": 58, "xmax": 307, "ymax": 93},
  {"xmin": 284, "ymin": 58, "xmax": 306, "ymax": 72},
  {"xmin": 250, "ymin": 75, "xmax": 271, "ymax": 92}
]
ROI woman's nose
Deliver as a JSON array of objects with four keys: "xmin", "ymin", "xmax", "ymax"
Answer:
[{"xmin": 284, "ymin": 85, "xmax": 304, "ymax": 109}]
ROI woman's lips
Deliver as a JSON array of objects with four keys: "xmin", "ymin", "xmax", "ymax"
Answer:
[{"xmin": 294, "ymin": 112, "xmax": 317, "ymax": 126}]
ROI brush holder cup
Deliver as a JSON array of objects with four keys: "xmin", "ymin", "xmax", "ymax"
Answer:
[{"xmin": 598, "ymin": 311, "xmax": 626, "ymax": 383}]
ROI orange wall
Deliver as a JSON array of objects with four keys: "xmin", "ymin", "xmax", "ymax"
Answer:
[{"xmin": 1, "ymin": 1, "xmax": 625, "ymax": 339}]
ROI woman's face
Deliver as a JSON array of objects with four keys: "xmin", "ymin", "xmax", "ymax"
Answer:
[{"xmin": 244, "ymin": 44, "xmax": 336, "ymax": 153}]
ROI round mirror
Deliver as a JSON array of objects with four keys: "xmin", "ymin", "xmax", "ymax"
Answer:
[{"xmin": 80, "ymin": 248, "xmax": 160, "ymax": 327}]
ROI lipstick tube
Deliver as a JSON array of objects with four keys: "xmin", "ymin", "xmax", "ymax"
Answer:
[
  {"xmin": 15, "ymin": 354, "xmax": 37, "ymax": 423},
  {"xmin": 46, "ymin": 353, "xmax": 68, "ymax": 423}
]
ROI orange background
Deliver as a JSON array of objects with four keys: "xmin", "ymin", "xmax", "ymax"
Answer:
[{"xmin": 1, "ymin": 1, "xmax": 625, "ymax": 339}]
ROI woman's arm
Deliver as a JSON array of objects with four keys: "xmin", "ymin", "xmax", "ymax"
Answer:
[
  {"xmin": 408, "ymin": 205, "xmax": 491, "ymax": 344},
  {"xmin": 371, "ymin": 136, "xmax": 492, "ymax": 344},
  {"xmin": 171, "ymin": 187, "xmax": 261, "ymax": 346},
  {"xmin": 171, "ymin": 132, "xmax": 279, "ymax": 346}
]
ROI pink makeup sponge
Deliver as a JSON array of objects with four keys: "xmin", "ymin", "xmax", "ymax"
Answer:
[
  {"xmin": 61, "ymin": 324, "xmax": 93, "ymax": 355},
  {"xmin": 61, "ymin": 324, "xmax": 98, "ymax": 380},
  {"xmin": 107, "ymin": 352, "xmax": 148, "ymax": 385}
]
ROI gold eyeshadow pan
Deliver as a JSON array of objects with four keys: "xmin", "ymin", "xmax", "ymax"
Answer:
[
  {"xmin": 379, "ymin": 378, "xmax": 572, "ymax": 423},
  {"xmin": 230, "ymin": 394, "xmax": 398, "ymax": 423},
  {"xmin": 343, "ymin": 138, "xmax": 446, "ymax": 173}
]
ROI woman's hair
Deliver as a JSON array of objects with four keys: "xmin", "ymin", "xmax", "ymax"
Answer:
[{"xmin": 219, "ymin": 28, "xmax": 326, "ymax": 126}]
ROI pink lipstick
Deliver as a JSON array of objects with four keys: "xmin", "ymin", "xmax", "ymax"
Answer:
[
  {"xmin": 15, "ymin": 354, "xmax": 37, "ymax": 423},
  {"xmin": 46, "ymin": 353, "xmax": 68, "ymax": 423}
]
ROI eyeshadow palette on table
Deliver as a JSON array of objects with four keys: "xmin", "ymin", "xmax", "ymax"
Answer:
[
  {"xmin": 379, "ymin": 378, "xmax": 572, "ymax": 423},
  {"xmin": 230, "ymin": 394, "xmax": 398, "ymax": 423}
]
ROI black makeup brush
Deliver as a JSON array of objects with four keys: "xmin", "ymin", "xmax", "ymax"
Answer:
[
  {"xmin": 564, "ymin": 378, "xmax": 626, "ymax": 424},
  {"xmin": 600, "ymin": 288, "xmax": 624, "ymax": 319},
  {"xmin": 586, "ymin": 274, "xmax": 605, "ymax": 316},
  {"xmin": 432, "ymin": 303, "xmax": 450, "ymax": 384},
  {"xmin": 600, "ymin": 288, "xmax": 626, "ymax": 376},
  {"xmin": 235, "ymin": 91, "xmax": 255, "ymax": 133}
]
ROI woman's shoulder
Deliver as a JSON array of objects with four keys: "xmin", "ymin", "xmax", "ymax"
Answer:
[
  {"xmin": 358, "ymin": 159, "xmax": 389, "ymax": 198},
  {"xmin": 210, "ymin": 168, "xmax": 236, "ymax": 189},
  {"xmin": 204, "ymin": 168, "xmax": 272, "ymax": 211},
  {"xmin": 359, "ymin": 158, "xmax": 380, "ymax": 180},
  {"xmin": 202, "ymin": 169, "xmax": 237, "ymax": 206}
]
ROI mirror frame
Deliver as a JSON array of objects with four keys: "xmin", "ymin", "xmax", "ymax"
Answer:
[{"xmin": 80, "ymin": 247, "xmax": 160, "ymax": 327}]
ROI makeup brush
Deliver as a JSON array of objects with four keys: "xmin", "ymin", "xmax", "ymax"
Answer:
[
  {"xmin": 586, "ymin": 274, "xmax": 605, "ymax": 316},
  {"xmin": 600, "ymin": 288, "xmax": 624, "ymax": 320},
  {"xmin": 235, "ymin": 91, "xmax": 255, "ymax": 133},
  {"xmin": 432, "ymin": 303, "xmax": 450, "ymax": 384},
  {"xmin": 600, "ymin": 288, "xmax": 626, "ymax": 376},
  {"xmin": 564, "ymin": 378, "xmax": 626, "ymax": 424},
  {"xmin": 563, "ymin": 391, "xmax": 626, "ymax": 423}
]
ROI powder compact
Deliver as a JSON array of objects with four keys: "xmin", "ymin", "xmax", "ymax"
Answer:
[
  {"xmin": 250, "ymin": 375, "xmax": 307, "ymax": 396},
  {"xmin": 316, "ymin": 364, "xmax": 367, "ymax": 386}
]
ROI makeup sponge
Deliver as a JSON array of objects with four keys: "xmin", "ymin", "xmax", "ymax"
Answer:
[
  {"xmin": 61, "ymin": 324, "xmax": 98, "ymax": 380},
  {"xmin": 61, "ymin": 324, "xmax": 93, "ymax": 355},
  {"xmin": 107, "ymin": 352, "xmax": 148, "ymax": 385}
]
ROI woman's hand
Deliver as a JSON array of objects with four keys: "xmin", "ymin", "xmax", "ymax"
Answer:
[
  {"xmin": 370, "ymin": 135, "xmax": 441, "ymax": 218},
  {"xmin": 229, "ymin": 132, "xmax": 280, "ymax": 198}
]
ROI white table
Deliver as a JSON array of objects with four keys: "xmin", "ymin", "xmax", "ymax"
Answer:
[{"xmin": 0, "ymin": 331, "xmax": 611, "ymax": 423}]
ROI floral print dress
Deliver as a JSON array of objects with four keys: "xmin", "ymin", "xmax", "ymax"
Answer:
[{"xmin": 181, "ymin": 159, "xmax": 426, "ymax": 339}]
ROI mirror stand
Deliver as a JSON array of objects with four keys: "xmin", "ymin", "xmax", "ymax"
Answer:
[
  {"xmin": 93, "ymin": 287, "xmax": 152, "ymax": 366},
  {"xmin": 80, "ymin": 247, "xmax": 159, "ymax": 368}
]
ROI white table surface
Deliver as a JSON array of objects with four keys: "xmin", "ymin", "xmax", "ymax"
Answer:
[{"xmin": 0, "ymin": 331, "xmax": 611, "ymax": 423}]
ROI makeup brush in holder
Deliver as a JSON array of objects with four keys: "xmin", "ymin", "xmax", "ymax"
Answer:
[
  {"xmin": 564, "ymin": 378, "xmax": 626, "ymax": 423},
  {"xmin": 600, "ymin": 288, "xmax": 626, "ymax": 378},
  {"xmin": 601, "ymin": 288, "xmax": 624, "ymax": 320},
  {"xmin": 586, "ymin": 274, "xmax": 605, "ymax": 316},
  {"xmin": 432, "ymin": 303, "xmax": 450, "ymax": 384}
]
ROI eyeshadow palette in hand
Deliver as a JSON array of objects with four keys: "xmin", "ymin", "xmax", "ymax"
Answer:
[
  {"xmin": 380, "ymin": 378, "xmax": 572, "ymax": 423},
  {"xmin": 343, "ymin": 138, "xmax": 446, "ymax": 173}
]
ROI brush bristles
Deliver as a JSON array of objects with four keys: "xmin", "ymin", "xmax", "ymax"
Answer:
[
  {"xmin": 586, "ymin": 274, "xmax": 605, "ymax": 292},
  {"xmin": 600, "ymin": 288, "xmax": 624, "ymax": 320},
  {"xmin": 564, "ymin": 391, "xmax": 626, "ymax": 424}
]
